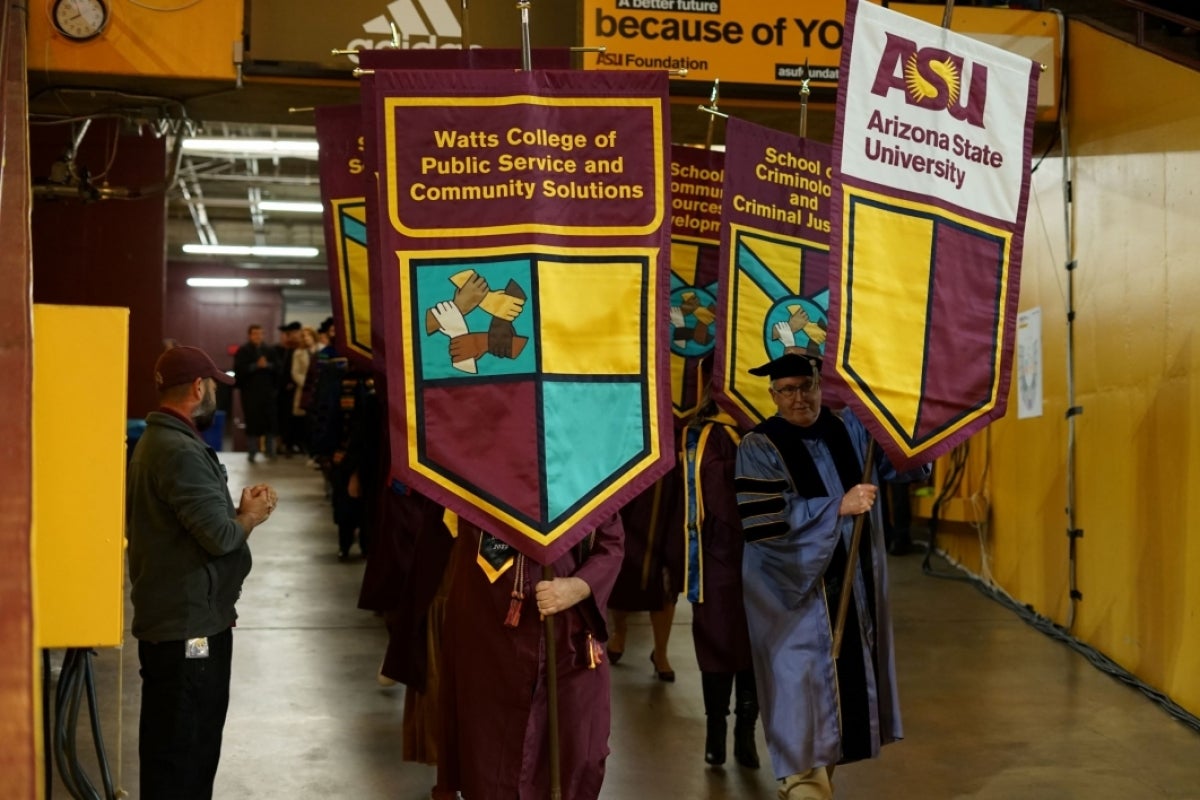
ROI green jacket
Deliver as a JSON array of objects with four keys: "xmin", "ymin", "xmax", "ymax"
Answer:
[{"xmin": 126, "ymin": 411, "xmax": 252, "ymax": 642}]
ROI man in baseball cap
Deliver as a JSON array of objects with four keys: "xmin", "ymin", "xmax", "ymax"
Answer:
[
  {"xmin": 128, "ymin": 344, "xmax": 277, "ymax": 796},
  {"xmin": 154, "ymin": 345, "xmax": 236, "ymax": 392}
]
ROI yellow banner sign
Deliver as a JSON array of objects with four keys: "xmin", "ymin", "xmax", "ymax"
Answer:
[{"xmin": 583, "ymin": 0, "xmax": 851, "ymax": 86}]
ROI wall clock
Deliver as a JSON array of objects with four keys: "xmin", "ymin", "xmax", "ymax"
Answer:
[{"xmin": 51, "ymin": 0, "xmax": 109, "ymax": 42}]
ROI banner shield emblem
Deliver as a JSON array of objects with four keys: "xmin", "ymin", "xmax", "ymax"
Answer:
[
  {"xmin": 712, "ymin": 118, "xmax": 835, "ymax": 430},
  {"xmin": 370, "ymin": 69, "xmax": 673, "ymax": 564}
]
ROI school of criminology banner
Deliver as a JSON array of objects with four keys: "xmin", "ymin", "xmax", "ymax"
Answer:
[
  {"xmin": 583, "ymin": 0, "xmax": 849, "ymax": 88},
  {"xmin": 368, "ymin": 68, "xmax": 673, "ymax": 564},
  {"xmin": 316, "ymin": 104, "xmax": 373, "ymax": 370},
  {"xmin": 827, "ymin": 0, "xmax": 1040, "ymax": 469},
  {"xmin": 712, "ymin": 117, "xmax": 834, "ymax": 430},
  {"xmin": 668, "ymin": 145, "xmax": 723, "ymax": 422}
]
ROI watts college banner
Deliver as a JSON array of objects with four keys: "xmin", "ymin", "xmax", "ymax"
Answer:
[
  {"xmin": 368, "ymin": 68, "xmax": 673, "ymax": 564},
  {"xmin": 712, "ymin": 117, "xmax": 834, "ymax": 430},
  {"xmin": 828, "ymin": 0, "xmax": 1040, "ymax": 469}
]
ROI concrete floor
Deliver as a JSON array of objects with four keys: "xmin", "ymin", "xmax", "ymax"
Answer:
[{"xmin": 48, "ymin": 453, "xmax": 1200, "ymax": 799}]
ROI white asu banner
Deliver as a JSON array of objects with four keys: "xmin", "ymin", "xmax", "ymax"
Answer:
[
  {"xmin": 826, "ymin": 0, "xmax": 1040, "ymax": 469},
  {"xmin": 838, "ymin": 0, "xmax": 1038, "ymax": 223}
]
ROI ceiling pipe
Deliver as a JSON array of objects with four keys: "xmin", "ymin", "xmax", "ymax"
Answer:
[{"xmin": 180, "ymin": 159, "xmax": 218, "ymax": 246}]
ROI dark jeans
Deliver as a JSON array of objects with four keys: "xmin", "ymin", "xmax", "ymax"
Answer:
[{"xmin": 137, "ymin": 628, "xmax": 233, "ymax": 800}]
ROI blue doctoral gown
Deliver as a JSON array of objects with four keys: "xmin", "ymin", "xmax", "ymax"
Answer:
[{"xmin": 734, "ymin": 407, "xmax": 927, "ymax": 779}]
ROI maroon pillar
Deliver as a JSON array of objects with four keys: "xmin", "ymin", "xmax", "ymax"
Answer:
[
  {"xmin": 30, "ymin": 118, "xmax": 168, "ymax": 419},
  {"xmin": 0, "ymin": 0, "xmax": 36, "ymax": 794}
]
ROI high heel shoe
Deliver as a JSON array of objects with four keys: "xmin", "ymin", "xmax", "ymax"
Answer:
[{"xmin": 650, "ymin": 651, "xmax": 675, "ymax": 683}]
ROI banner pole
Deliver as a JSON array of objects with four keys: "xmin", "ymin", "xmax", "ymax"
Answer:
[
  {"xmin": 831, "ymin": 439, "xmax": 877, "ymax": 659},
  {"xmin": 703, "ymin": 79, "xmax": 720, "ymax": 150},
  {"xmin": 515, "ymin": 11, "xmax": 559, "ymax": 798},
  {"xmin": 518, "ymin": 0, "xmax": 532, "ymax": 71},
  {"xmin": 798, "ymin": 59, "xmax": 811, "ymax": 139},
  {"xmin": 941, "ymin": 0, "xmax": 956, "ymax": 29},
  {"xmin": 541, "ymin": 565, "xmax": 563, "ymax": 800},
  {"xmin": 462, "ymin": 0, "xmax": 471, "ymax": 50}
]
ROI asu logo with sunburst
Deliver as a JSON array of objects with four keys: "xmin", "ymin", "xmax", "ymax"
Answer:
[
  {"xmin": 904, "ymin": 52, "xmax": 960, "ymax": 109},
  {"xmin": 871, "ymin": 32, "xmax": 987, "ymax": 128}
]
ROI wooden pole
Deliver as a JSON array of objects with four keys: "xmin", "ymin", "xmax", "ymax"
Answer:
[
  {"xmin": 941, "ymin": 0, "xmax": 956, "ymax": 29},
  {"xmin": 461, "ymin": 0, "xmax": 471, "ymax": 50},
  {"xmin": 831, "ymin": 439, "xmax": 877, "ymax": 659},
  {"xmin": 541, "ymin": 565, "xmax": 562, "ymax": 800},
  {"xmin": 515, "ymin": 11, "xmax": 559, "ymax": 797}
]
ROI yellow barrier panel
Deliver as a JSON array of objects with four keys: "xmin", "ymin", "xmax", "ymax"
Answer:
[{"xmin": 33, "ymin": 304, "xmax": 128, "ymax": 649}]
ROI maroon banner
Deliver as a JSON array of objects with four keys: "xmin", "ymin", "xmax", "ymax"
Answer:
[
  {"xmin": 368, "ymin": 68, "xmax": 673, "ymax": 564},
  {"xmin": 667, "ymin": 145, "xmax": 723, "ymax": 422},
  {"xmin": 315, "ymin": 104, "xmax": 373, "ymax": 370},
  {"xmin": 712, "ymin": 117, "xmax": 834, "ymax": 430}
]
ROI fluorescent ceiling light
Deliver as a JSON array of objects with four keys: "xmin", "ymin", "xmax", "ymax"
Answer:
[
  {"xmin": 182, "ymin": 244, "xmax": 320, "ymax": 258},
  {"xmin": 187, "ymin": 277, "xmax": 250, "ymax": 288},
  {"xmin": 181, "ymin": 137, "xmax": 319, "ymax": 159},
  {"xmin": 258, "ymin": 200, "xmax": 324, "ymax": 213}
]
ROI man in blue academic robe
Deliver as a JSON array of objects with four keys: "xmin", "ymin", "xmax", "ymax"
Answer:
[{"xmin": 734, "ymin": 353, "xmax": 928, "ymax": 800}]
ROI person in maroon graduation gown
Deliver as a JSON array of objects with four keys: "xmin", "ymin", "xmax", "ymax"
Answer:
[
  {"xmin": 681, "ymin": 393, "xmax": 760, "ymax": 769},
  {"xmin": 606, "ymin": 471, "xmax": 684, "ymax": 680},
  {"xmin": 434, "ymin": 514, "xmax": 625, "ymax": 800}
]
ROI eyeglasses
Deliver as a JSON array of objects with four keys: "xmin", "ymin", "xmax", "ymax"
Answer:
[{"xmin": 771, "ymin": 381, "xmax": 820, "ymax": 398}]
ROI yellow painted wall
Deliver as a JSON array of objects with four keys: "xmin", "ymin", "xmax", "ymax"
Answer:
[
  {"xmin": 32, "ymin": 304, "xmax": 128, "ymax": 649},
  {"xmin": 935, "ymin": 23, "xmax": 1200, "ymax": 715},
  {"xmin": 28, "ymin": 0, "xmax": 242, "ymax": 79}
]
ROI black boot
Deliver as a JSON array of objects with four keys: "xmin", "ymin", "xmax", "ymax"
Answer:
[
  {"xmin": 733, "ymin": 670, "xmax": 760, "ymax": 769},
  {"xmin": 704, "ymin": 716, "xmax": 727, "ymax": 766},
  {"xmin": 700, "ymin": 671, "xmax": 734, "ymax": 766}
]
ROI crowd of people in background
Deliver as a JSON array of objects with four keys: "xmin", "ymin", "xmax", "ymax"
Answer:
[{"xmin": 229, "ymin": 317, "xmax": 377, "ymax": 561}]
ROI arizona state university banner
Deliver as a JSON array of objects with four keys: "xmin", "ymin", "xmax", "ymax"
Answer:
[
  {"xmin": 368, "ymin": 68, "xmax": 673, "ymax": 564},
  {"xmin": 712, "ymin": 117, "xmax": 834, "ymax": 430},
  {"xmin": 316, "ymin": 104, "xmax": 373, "ymax": 370},
  {"xmin": 668, "ymin": 145, "xmax": 724, "ymax": 422},
  {"xmin": 828, "ymin": 0, "xmax": 1040, "ymax": 469}
]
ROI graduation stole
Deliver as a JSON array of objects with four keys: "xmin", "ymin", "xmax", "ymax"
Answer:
[
  {"xmin": 682, "ymin": 412, "xmax": 741, "ymax": 604},
  {"xmin": 476, "ymin": 529, "xmax": 600, "ymax": 629},
  {"xmin": 472, "ymin": 531, "xmax": 526, "ymax": 629}
]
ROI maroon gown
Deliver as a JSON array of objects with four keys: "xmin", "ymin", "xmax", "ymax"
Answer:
[
  {"xmin": 435, "ymin": 515, "xmax": 625, "ymax": 800},
  {"xmin": 357, "ymin": 487, "xmax": 452, "ymax": 689},
  {"xmin": 687, "ymin": 420, "xmax": 753, "ymax": 674},
  {"xmin": 609, "ymin": 466, "xmax": 684, "ymax": 611}
]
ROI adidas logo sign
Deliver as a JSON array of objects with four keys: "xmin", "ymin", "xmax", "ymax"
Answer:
[{"xmin": 345, "ymin": 0, "xmax": 467, "ymax": 60}]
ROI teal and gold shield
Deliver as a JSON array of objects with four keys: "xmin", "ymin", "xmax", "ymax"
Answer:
[{"xmin": 395, "ymin": 245, "xmax": 671, "ymax": 564}]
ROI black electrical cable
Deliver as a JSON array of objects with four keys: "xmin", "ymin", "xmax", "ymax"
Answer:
[
  {"xmin": 43, "ymin": 650, "xmax": 53, "ymax": 800},
  {"xmin": 51, "ymin": 649, "xmax": 116, "ymax": 800},
  {"xmin": 53, "ymin": 650, "xmax": 84, "ymax": 799},
  {"xmin": 1031, "ymin": 7, "xmax": 1071, "ymax": 174},
  {"xmin": 920, "ymin": 442, "xmax": 971, "ymax": 582},
  {"xmin": 82, "ymin": 651, "xmax": 117, "ymax": 799}
]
